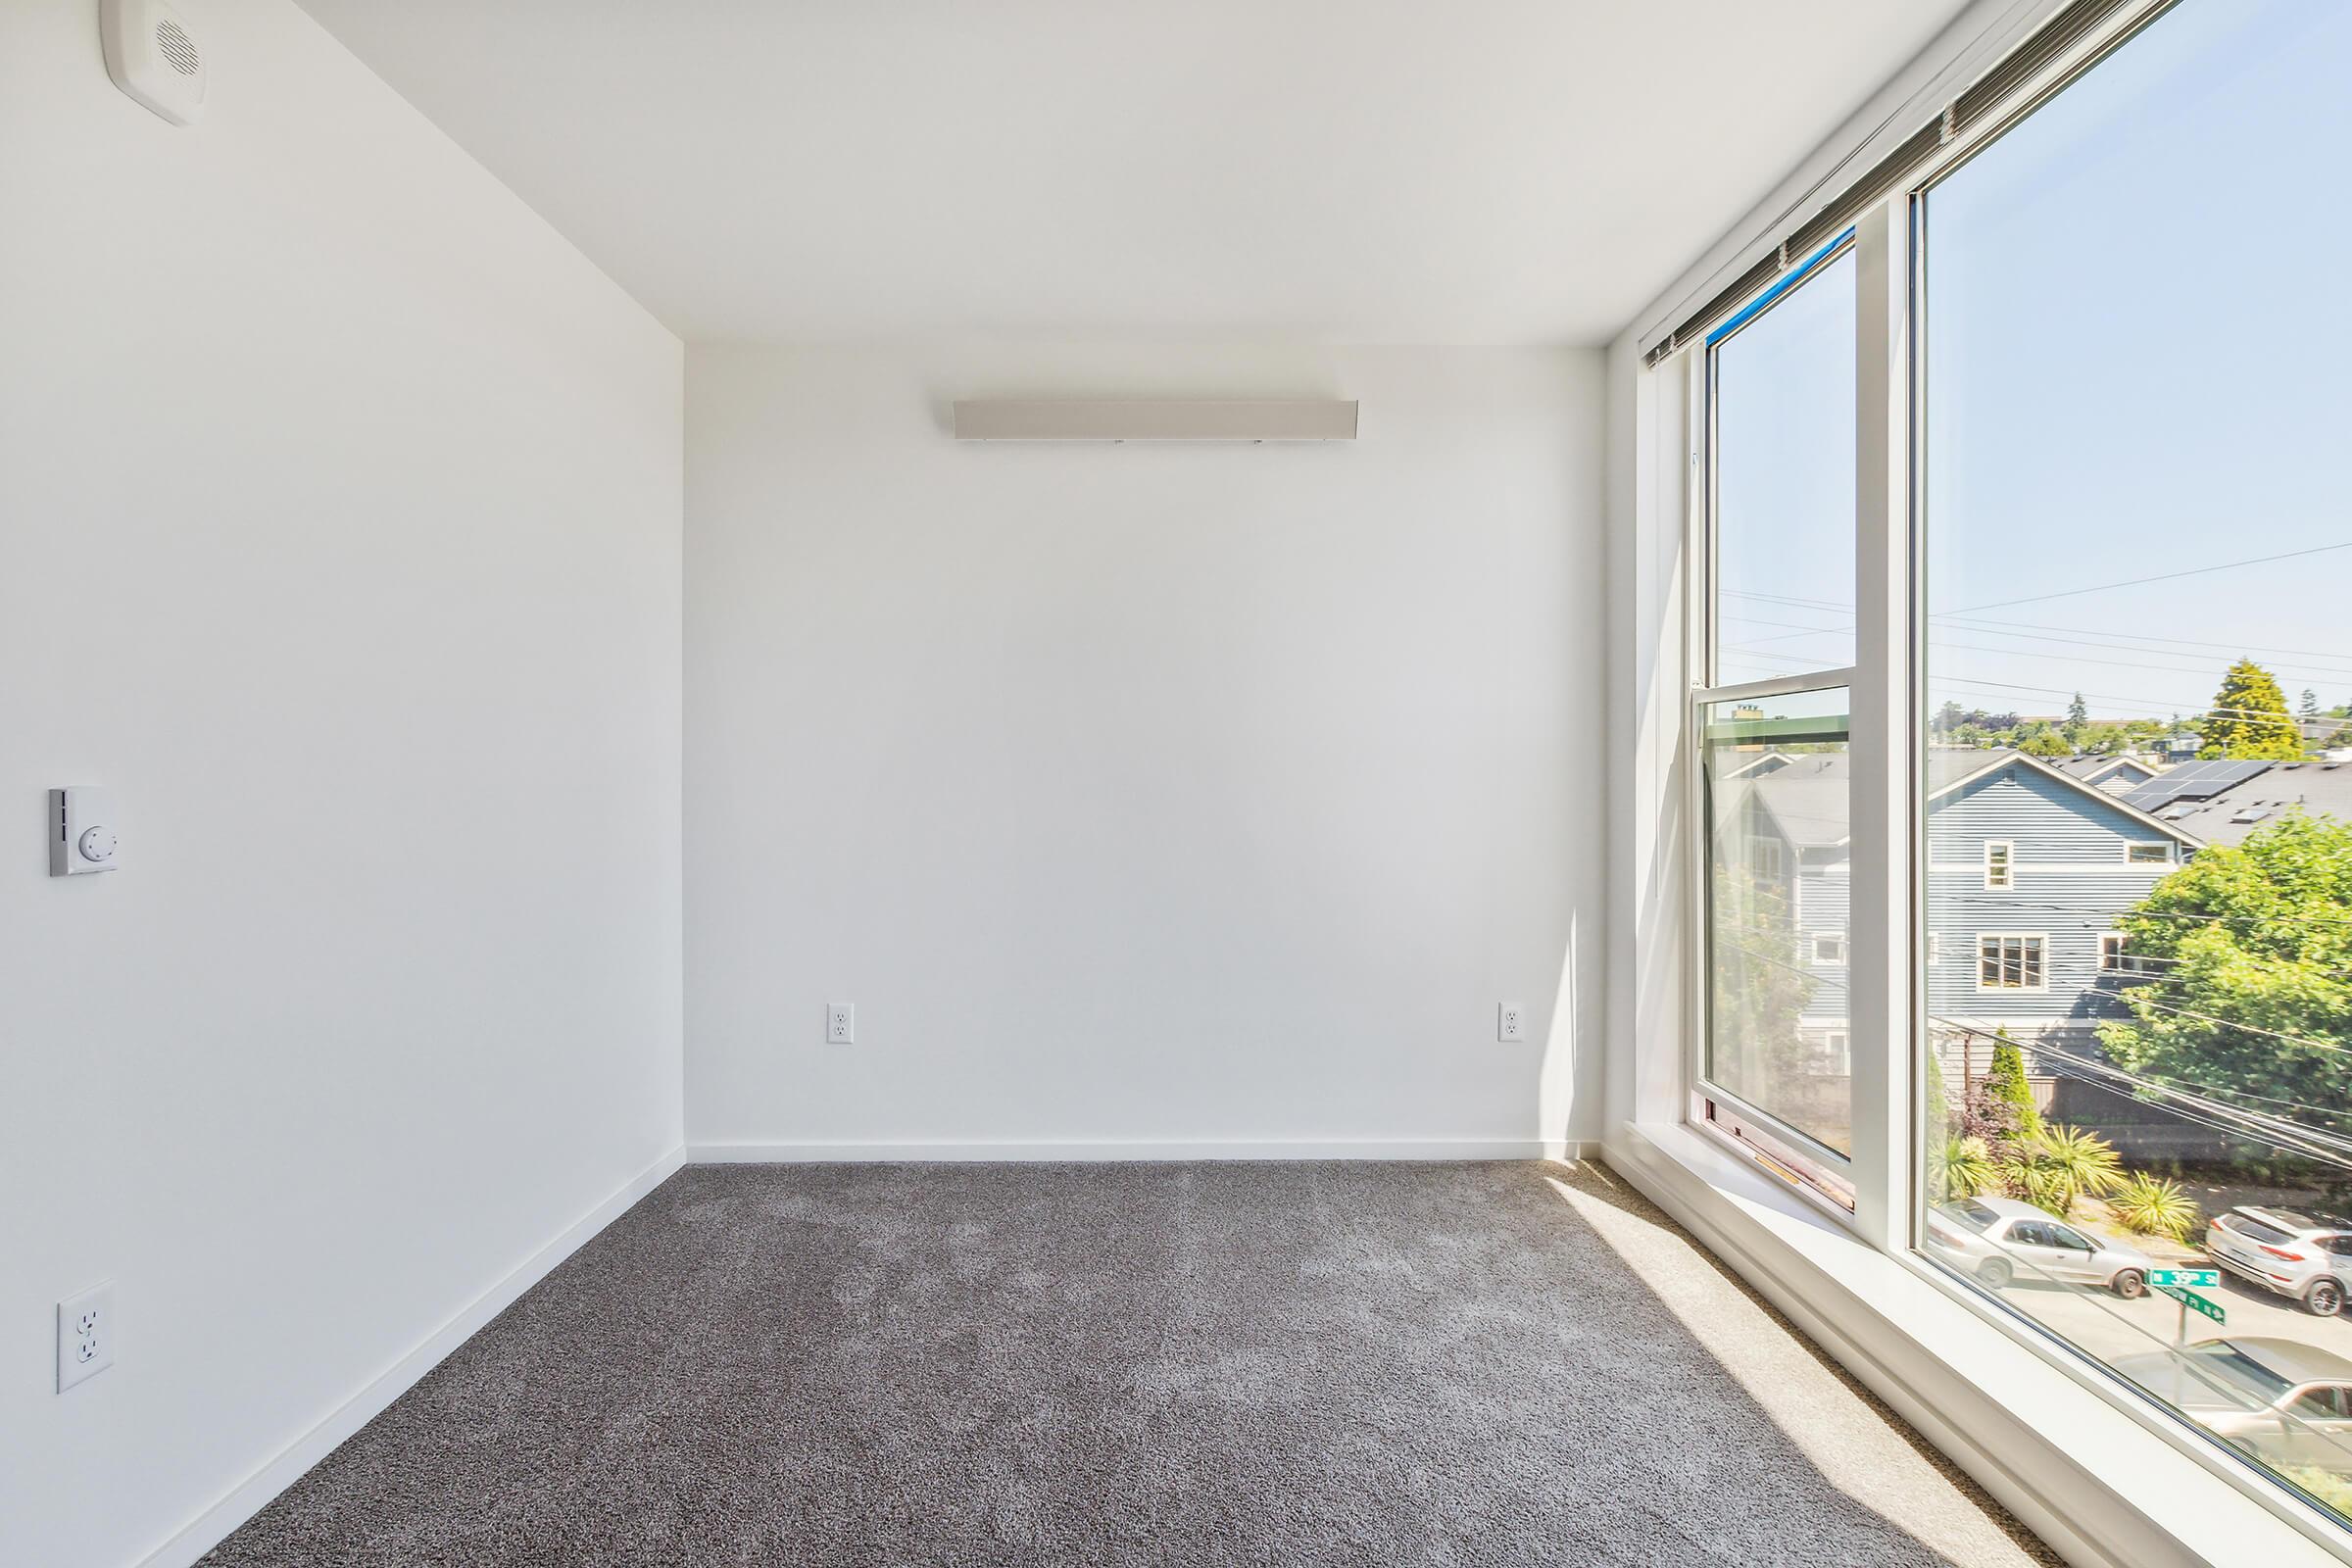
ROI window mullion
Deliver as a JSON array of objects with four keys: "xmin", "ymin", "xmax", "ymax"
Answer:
[{"xmin": 1845, "ymin": 197, "xmax": 1913, "ymax": 1251}]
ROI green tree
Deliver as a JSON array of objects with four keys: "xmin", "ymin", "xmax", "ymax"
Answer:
[
  {"xmin": 2066, "ymin": 692, "xmax": 2090, "ymax": 745},
  {"xmin": 2304, "ymin": 689, "xmax": 2323, "ymax": 722},
  {"xmin": 2018, "ymin": 726, "xmax": 2072, "ymax": 760},
  {"xmin": 2199, "ymin": 659, "xmax": 2302, "ymax": 759},
  {"xmin": 2097, "ymin": 812, "xmax": 2352, "ymax": 1109},
  {"xmin": 1708, "ymin": 860, "xmax": 1815, "ymax": 1101},
  {"xmin": 1983, "ymin": 1031, "xmax": 2043, "ymax": 1141}
]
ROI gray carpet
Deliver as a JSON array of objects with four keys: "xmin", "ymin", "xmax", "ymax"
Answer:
[{"xmin": 202, "ymin": 1161, "xmax": 2057, "ymax": 1566}]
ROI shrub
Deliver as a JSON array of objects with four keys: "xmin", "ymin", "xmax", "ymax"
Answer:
[
  {"xmin": 1936, "ymin": 1135, "xmax": 1998, "ymax": 1201},
  {"xmin": 1997, "ymin": 1124, "xmax": 2121, "ymax": 1218},
  {"xmin": 2108, "ymin": 1172, "xmax": 2201, "ymax": 1243}
]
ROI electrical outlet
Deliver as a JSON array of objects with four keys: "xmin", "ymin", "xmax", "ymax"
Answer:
[
  {"xmin": 1497, "ymin": 1003, "xmax": 1526, "ymax": 1043},
  {"xmin": 57, "ymin": 1282, "xmax": 115, "ymax": 1394},
  {"xmin": 826, "ymin": 1003, "xmax": 855, "ymax": 1045}
]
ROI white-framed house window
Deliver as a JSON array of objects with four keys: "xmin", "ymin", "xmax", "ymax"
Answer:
[
  {"xmin": 2126, "ymin": 841, "xmax": 2173, "ymax": 864},
  {"xmin": 1812, "ymin": 932, "xmax": 1847, "ymax": 965},
  {"xmin": 1976, "ymin": 934, "xmax": 2046, "ymax": 993},
  {"xmin": 1819, "ymin": 1031, "xmax": 1851, "ymax": 1073},
  {"xmin": 1983, "ymin": 840, "xmax": 2014, "ymax": 890}
]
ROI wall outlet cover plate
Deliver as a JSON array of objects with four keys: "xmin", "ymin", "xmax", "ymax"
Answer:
[{"xmin": 58, "ymin": 1281, "xmax": 116, "ymax": 1394}]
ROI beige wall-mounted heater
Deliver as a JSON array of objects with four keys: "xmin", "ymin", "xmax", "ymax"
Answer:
[{"xmin": 952, "ymin": 400, "xmax": 1358, "ymax": 442}]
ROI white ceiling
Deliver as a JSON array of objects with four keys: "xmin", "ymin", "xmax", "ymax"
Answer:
[{"xmin": 296, "ymin": 0, "xmax": 1971, "ymax": 346}]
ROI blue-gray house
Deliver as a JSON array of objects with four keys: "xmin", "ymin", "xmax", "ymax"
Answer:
[{"xmin": 1732, "ymin": 749, "xmax": 2204, "ymax": 1077}]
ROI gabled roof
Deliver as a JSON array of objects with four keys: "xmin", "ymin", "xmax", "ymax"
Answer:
[
  {"xmin": 1928, "ymin": 749, "xmax": 2205, "ymax": 850},
  {"xmin": 1736, "ymin": 748, "xmax": 2205, "ymax": 853},
  {"xmin": 2057, "ymin": 754, "xmax": 2158, "ymax": 786},
  {"xmin": 1719, "ymin": 751, "xmax": 1796, "ymax": 781}
]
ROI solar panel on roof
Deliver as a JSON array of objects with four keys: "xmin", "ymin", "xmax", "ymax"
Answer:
[{"xmin": 2121, "ymin": 759, "xmax": 2274, "ymax": 810}]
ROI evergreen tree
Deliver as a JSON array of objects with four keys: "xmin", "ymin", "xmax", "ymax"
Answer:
[
  {"xmin": 2065, "ymin": 692, "xmax": 2090, "ymax": 745},
  {"xmin": 2199, "ymin": 660, "xmax": 2302, "ymax": 760},
  {"xmin": 2304, "ymin": 689, "xmax": 2323, "ymax": 721},
  {"xmin": 1983, "ymin": 1030, "xmax": 2043, "ymax": 1141}
]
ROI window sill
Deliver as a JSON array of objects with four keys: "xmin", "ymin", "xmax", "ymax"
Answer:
[{"xmin": 1604, "ymin": 1119, "xmax": 2350, "ymax": 1568}]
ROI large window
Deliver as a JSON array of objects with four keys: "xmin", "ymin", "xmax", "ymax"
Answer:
[
  {"xmin": 1672, "ymin": 0, "xmax": 2352, "ymax": 1535},
  {"xmin": 1917, "ymin": 0, "xmax": 2352, "ymax": 1525}
]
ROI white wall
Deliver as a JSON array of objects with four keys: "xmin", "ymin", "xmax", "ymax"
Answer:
[
  {"xmin": 0, "ymin": 4, "xmax": 683, "ymax": 1564},
  {"xmin": 685, "ymin": 344, "xmax": 1602, "ymax": 1155}
]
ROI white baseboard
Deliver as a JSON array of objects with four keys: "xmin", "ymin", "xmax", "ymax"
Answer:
[
  {"xmin": 688, "ymin": 1138, "xmax": 1601, "ymax": 1163},
  {"xmin": 135, "ymin": 1145, "xmax": 687, "ymax": 1568}
]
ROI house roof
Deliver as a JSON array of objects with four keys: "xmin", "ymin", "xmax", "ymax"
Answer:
[
  {"xmin": 2119, "ymin": 759, "xmax": 2274, "ymax": 813},
  {"xmin": 2141, "ymin": 760, "xmax": 2352, "ymax": 848},
  {"xmin": 1732, "ymin": 748, "xmax": 2204, "ymax": 852},
  {"xmin": 2057, "ymin": 754, "xmax": 2157, "ymax": 785}
]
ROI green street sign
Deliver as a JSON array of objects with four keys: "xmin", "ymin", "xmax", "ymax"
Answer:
[
  {"xmin": 2158, "ymin": 1284, "xmax": 2227, "ymax": 1323},
  {"xmin": 2147, "ymin": 1268, "xmax": 2221, "ymax": 1290}
]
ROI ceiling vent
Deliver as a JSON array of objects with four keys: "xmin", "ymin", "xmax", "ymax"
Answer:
[{"xmin": 101, "ymin": 0, "xmax": 207, "ymax": 126}]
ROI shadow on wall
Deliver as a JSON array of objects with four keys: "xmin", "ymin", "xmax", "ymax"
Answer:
[{"xmin": 1539, "ymin": 913, "xmax": 1581, "ymax": 1147}]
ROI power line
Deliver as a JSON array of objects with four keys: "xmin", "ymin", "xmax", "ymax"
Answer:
[
  {"xmin": 1931, "ymin": 1015, "xmax": 2352, "ymax": 1167},
  {"xmin": 2110, "ymin": 992, "xmax": 2352, "ymax": 1056},
  {"xmin": 1718, "ymin": 594, "xmax": 2352, "ymax": 690},
  {"xmin": 1938, "ymin": 541, "xmax": 2352, "ymax": 614},
  {"xmin": 2020, "ymin": 1042, "xmax": 2352, "ymax": 1137},
  {"xmin": 1726, "ymin": 596, "xmax": 2352, "ymax": 671},
  {"xmin": 1976, "ymin": 901, "xmax": 2352, "ymax": 934},
  {"xmin": 1939, "ymin": 615, "xmax": 2352, "ymax": 679}
]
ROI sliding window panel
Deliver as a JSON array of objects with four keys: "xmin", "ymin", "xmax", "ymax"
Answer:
[
  {"xmin": 1702, "ymin": 688, "xmax": 1854, "ymax": 1174},
  {"xmin": 1918, "ymin": 0, "xmax": 2352, "ymax": 1526}
]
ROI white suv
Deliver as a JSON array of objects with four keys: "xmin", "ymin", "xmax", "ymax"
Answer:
[{"xmin": 2205, "ymin": 1206, "xmax": 2352, "ymax": 1316}]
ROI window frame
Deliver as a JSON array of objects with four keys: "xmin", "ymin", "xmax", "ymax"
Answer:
[
  {"xmin": 1649, "ymin": 0, "xmax": 2352, "ymax": 1552},
  {"xmin": 1975, "ymin": 932, "xmax": 2049, "ymax": 993},
  {"xmin": 1685, "ymin": 232, "xmax": 1864, "ymax": 1205},
  {"xmin": 1813, "ymin": 931, "xmax": 1848, "ymax": 966},
  {"xmin": 2127, "ymin": 841, "xmax": 2175, "ymax": 865},
  {"xmin": 1984, "ymin": 840, "xmax": 2015, "ymax": 890}
]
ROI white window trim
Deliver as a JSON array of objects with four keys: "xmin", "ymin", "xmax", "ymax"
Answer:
[
  {"xmin": 1813, "ymin": 931, "xmax": 1848, "ymax": 966},
  {"xmin": 1983, "ymin": 840, "xmax": 2015, "ymax": 890},
  {"xmin": 1975, "ymin": 933, "xmax": 2050, "ymax": 994},
  {"xmin": 2126, "ymin": 840, "xmax": 2174, "ymax": 864}
]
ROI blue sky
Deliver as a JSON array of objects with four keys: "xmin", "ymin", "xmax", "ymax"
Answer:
[{"xmin": 1712, "ymin": 0, "xmax": 2352, "ymax": 727}]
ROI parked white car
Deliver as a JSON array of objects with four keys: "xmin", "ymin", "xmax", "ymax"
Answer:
[
  {"xmin": 2205, "ymin": 1206, "xmax": 2352, "ymax": 1316},
  {"xmin": 1926, "ymin": 1195, "xmax": 2152, "ymax": 1297},
  {"xmin": 2112, "ymin": 1338, "xmax": 2352, "ymax": 1474}
]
